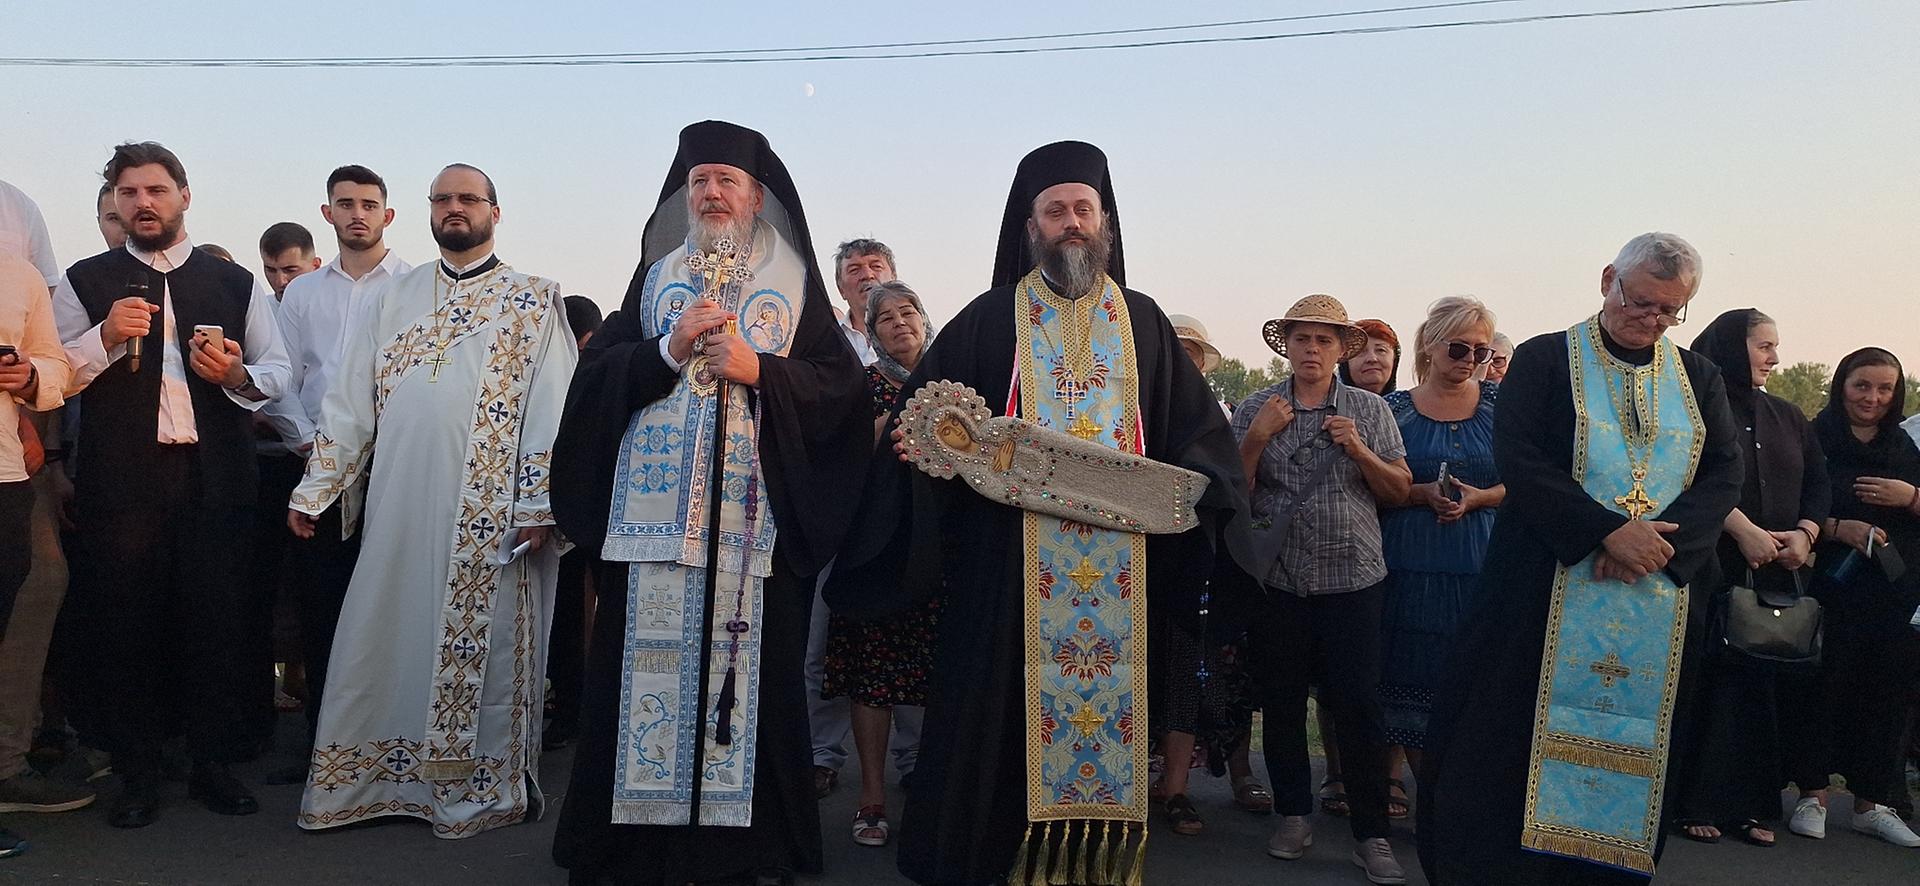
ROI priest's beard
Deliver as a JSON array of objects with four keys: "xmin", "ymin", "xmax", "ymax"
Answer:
[
  {"xmin": 1030, "ymin": 225, "xmax": 1112, "ymax": 299},
  {"xmin": 687, "ymin": 205, "xmax": 757, "ymax": 256},
  {"xmin": 432, "ymin": 214, "xmax": 493, "ymax": 253},
  {"xmin": 126, "ymin": 210, "xmax": 185, "ymax": 254}
]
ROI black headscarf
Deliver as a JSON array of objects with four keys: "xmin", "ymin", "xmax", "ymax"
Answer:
[
  {"xmin": 1817, "ymin": 347, "xmax": 1909, "ymax": 445},
  {"xmin": 1690, "ymin": 308, "xmax": 1762, "ymax": 411},
  {"xmin": 990, "ymin": 140, "xmax": 1126, "ymax": 288}
]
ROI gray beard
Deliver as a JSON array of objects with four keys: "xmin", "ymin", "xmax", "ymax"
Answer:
[
  {"xmin": 1032, "ymin": 229, "xmax": 1110, "ymax": 299},
  {"xmin": 689, "ymin": 212, "xmax": 756, "ymax": 257}
]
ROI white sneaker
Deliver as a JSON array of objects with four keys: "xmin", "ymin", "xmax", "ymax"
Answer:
[
  {"xmin": 1351, "ymin": 837, "xmax": 1408, "ymax": 885},
  {"xmin": 1789, "ymin": 797, "xmax": 1826, "ymax": 839},
  {"xmin": 1851, "ymin": 804, "xmax": 1920, "ymax": 848},
  {"xmin": 1267, "ymin": 815, "xmax": 1313, "ymax": 860}
]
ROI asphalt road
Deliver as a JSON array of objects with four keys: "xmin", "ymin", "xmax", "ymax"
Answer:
[{"xmin": 4, "ymin": 733, "xmax": 1916, "ymax": 885}]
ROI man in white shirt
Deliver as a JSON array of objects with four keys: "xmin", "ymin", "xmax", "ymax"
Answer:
[
  {"xmin": 827, "ymin": 238, "xmax": 892, "ymax": 368},
  {"xmin": 0, "ymin": 180, "xmax": 60, "ymax": 293},
  {"xmin": 51, "ymin": 141, "xmax": 290, "ymax": 829},
  {"xmin": 257, "ymin": 165, "xmax": 409, "ymax": 784},
  {"xmin": 256, "ymin": 222, "xmax": 322, "ymax": 301}
]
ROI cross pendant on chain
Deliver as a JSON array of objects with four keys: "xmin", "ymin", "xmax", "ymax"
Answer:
[
  {"xmin": 426, "ymin": 349, "xmax": 452, "ymax": 382},
  {"xmin": 1615, "ymin": 467, "xmax": 1658, "ymax": 520}
]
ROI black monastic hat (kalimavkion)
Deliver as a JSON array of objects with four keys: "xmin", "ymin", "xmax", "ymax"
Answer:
[
  {"xmin": 632, "ymin": 120, "xmax": 830, "ymax": 313},
  {"xmin": 990, "ymin": 140, "xmax": 1126, "ymax": 289}
]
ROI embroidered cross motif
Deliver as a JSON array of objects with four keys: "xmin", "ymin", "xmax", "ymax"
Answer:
[
  {"xmin": 1066, "ymin": 559, "xmax": 1104, "ymax": 592},
  {"xmin": 1614, "ymin": 468, "xmax": 1658, "ymax": 519},
  {"xmin": 1067, "ymin": 413, "xmax": 1105, "ymax": 442},
  {"xmin": 1057, "ymin": 377, "xmax": 1088, "ymax": 419},
  {"xmin": 1589, "ymin": 651, "xmax": 1632, "ymax": 688},
  {"xmin": 1067, "ymin": 705, "xmax": 1107, "ymax": 738},
  {"xmin": 1591, "ymin": 695, "xmax": 1617, "ymax": 713}
]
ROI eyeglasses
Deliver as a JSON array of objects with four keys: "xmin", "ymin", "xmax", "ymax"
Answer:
[
  {"xmin": 1613, "ymin": 280, "xmax": 1688, "ymax": 325},
  {"xmin": 1443, "ymin": 341, "xmax": 1496, "ymax": 364},
  {"xmin": 428, "ymin": 193, "xmax": 494, "ymax": 208}
]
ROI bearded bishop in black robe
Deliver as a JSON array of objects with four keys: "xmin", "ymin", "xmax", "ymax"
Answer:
[
  {"xmin": 827, "ymin": 141, "xmax": 1251, "ymax": 886},
  {"xmin": 549, "ymin": 121, "xmax": 870, "ymax": 885}
]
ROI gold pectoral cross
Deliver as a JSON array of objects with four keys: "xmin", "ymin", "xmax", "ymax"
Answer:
[
  {"xmin": 426, "ymin": 348, "xmax": 452, "ymax": 382},
  {"xmin": 1614, "ymin": 467, "xmax": 1658, "ymax": 520},
  {"xmin": 687, "ymin": 236, "xmax": 755, "ymax": 300}
]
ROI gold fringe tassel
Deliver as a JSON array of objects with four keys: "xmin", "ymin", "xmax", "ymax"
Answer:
[
  {"xmin": 1540, "ymin": 736, "xmax": 1657, "ymax": 777},
  {"xmin": 1033, "ymin": 821, "xmax": 1056, "ymax": 884},
  {"xmin": 1521, "ymin": 828, "xmax": 1655, "ymax": 875},
  {"xmin": 1068, "ymin": 820, "xmax": 1088, "ymax": 884},
  {"xmin": 1123, "ymin": 823, "xmax": 1148, "ymax": 886},
  {"xmin": 1089, "ymin": 821, "xmax": 1110, "ymax": 885},
  {"xmin": 1007, "ymin": 822, "xmax": 1036, "ymax": 885},
  {"xmin": 1047, "ymin": 819, "xmax": 1071, "ymax": 884}
]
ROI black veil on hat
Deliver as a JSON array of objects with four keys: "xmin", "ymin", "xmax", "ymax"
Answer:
[
  {"xmin": 631, "ymin": 120, "xmax": 827, "ymax": 310},
  {"xmin": 990, "ymin": 140, "xmax": 1126, "ymax": 288}
]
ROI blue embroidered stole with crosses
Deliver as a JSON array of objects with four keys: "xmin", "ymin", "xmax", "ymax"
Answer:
[
  {"xmin": 603, "ymin": 224, "xmax": 805, "ymax": 827},
  {"xmin": 1522, "ymin": 317, "xmax": 1703, "ymax": 875},
  {"xmin": 1007, "ymin": 269, "xmax": 1151, "ymax": 885}
]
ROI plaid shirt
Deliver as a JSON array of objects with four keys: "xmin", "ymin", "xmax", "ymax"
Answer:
[{"xmin": 1231, "ymin": 377, "xmax": 1406, "ymax": 596}]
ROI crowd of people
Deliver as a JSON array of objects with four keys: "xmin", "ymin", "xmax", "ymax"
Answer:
[{"xmin": 0, "ymin": 124, "xmax": 1916, "ymax": 886}]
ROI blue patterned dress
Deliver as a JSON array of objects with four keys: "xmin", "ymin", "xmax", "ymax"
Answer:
[{"xmin": 1377, "ymin": 381, "xmax": 1499, "ymax": 748}]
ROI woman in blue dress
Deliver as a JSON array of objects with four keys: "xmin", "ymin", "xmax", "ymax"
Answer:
[{"xmin": 1378, "ymin": 297, "xmax": 1505, "ymax": 805}]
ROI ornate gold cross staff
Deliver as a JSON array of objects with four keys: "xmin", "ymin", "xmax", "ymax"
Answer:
[{"xmin": 687, "ymin": 237, "xmax": 755, "ymax": 348}]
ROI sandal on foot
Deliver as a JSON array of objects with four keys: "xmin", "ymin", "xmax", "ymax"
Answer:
[
  {"xmin": 1386, "ymin": 778, "xmax": 1410, "ymax": 820},
  {"xmin": 1319, "ymin": 776, "xmax": 1350, "ymax": 817},
  {"xmin": 1672, "ymin": 819, "xmax": 1722, "ymax": 844},
  {"xmin": 812, "ymin": 766, "xmax": 838, "ymax": 800},
  {"xmin": 852, "ymin": 805, "xmax": 890, "ymax": 847},
  {"xmin": 1164, "ymin": 794, "xmax": 1204, "ymax": 835},
  {"xmin": 1234, "ymin": 776, "xmax": 1274, "ymax": 813},
  {"xmin": 1732, "ymin": 820, "xmax": 1775, "ymax": 847}
]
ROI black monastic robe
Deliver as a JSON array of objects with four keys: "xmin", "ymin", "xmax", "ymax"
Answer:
[
  {"xmin": 549, "ymin": 256, "xmax": 870, "ymax": 884},
  {"xmin": 1418, "ymin": 326, "xmax": 1742, "ymax": 885},
  {"xmin": 827, "ymin": 280, "xmax": 1250, "ymax": 885}
]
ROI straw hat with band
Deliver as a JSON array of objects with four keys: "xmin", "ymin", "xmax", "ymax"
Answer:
[
  {"xmin": 1262, "ymin": 294, "xmax": 1369, "ymax": 361},
  {"xmin": 1167, "ymin": 313, "xmax": 1222, "ymax": 373}
]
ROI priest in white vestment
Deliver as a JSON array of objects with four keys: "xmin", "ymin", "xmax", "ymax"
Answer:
[{"xmin": 287, "ymin": 164, "xmax": 577, "ymax": 839}]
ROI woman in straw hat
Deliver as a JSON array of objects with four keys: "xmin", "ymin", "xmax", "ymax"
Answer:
[{"xmin": 1231, "ymin": 294, "xmax": 1413, "ymax": 885}]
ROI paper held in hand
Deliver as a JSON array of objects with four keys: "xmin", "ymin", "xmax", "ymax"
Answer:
[{"xmin": 896, "ymin": 379, "xmax": 1208, "ymax": 535}]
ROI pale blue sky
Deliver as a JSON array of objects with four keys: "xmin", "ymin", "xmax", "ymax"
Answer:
[{"xmin": 4, "ymin": 0, "xmax": 1914, "ymax": 385}]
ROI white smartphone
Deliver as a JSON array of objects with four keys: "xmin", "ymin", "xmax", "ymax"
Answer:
[{"xmin": 192, "ymin": 324, "xmax": 226, "ymax": 353}]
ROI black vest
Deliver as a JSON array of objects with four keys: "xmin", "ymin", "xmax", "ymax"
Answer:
[{"xmin": 64, "ymin": 247, "xmax": 258, "ymax": 511}]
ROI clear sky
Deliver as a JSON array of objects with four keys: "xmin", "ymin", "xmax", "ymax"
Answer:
[{"xmin": 4, "ymin": 0, "xmax": 1913, "ymax": 387}]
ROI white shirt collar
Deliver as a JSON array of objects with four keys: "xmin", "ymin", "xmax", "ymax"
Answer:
[
  {"xmin": 324, "ymin": 247, "xmax": 405, "ymax": 283},
  {"xmin": 127, "ymin": 237, "xmax": 195, "ymax": 271}
]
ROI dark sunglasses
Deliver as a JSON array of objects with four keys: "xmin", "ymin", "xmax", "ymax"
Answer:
[{"xmin": 1444, "ymin": 341, "xmax": 1495, "ymax": 364}]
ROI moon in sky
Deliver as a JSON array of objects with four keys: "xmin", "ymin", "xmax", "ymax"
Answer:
[{"xmin": 803, "ymin": 82, "xmax": 815, "ymax": 97}]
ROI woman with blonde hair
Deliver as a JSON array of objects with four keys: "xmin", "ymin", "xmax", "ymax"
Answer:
[{"xmin": 1377, "ymin": 296, "xmax": 1506, "ymax": 815}]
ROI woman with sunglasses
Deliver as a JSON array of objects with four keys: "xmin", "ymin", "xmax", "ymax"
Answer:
[{"xmin": 1376, "ymin": 297, "xmax": 1505, "ymax": 821}]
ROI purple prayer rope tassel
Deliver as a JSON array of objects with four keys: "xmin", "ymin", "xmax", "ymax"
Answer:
[{"xmin": 714, "ymin": 666, "xmax": 739, "ymax": 745}]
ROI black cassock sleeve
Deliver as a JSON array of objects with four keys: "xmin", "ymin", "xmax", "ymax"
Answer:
[
  {"xmin": 1495, "ymin": 334, "xmax": 1631, "ymax": 568},
  {"xmin": 551, "ymin": 261, "xmax": 870, "ymax": 579},
  {"xmin": 1653, "ymin": 351, "xmax": 1743, "ymax": 586}
]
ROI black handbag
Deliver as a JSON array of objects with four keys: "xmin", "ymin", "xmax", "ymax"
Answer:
[{"xmin": 1716, "ymin": 568, "xmax": 1822, "ymax": 666}]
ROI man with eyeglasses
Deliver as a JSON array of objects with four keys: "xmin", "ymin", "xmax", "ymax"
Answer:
[
  {"xmin": 285, "ymin": 162, "xmax": 577, "ymax": 838},
  {"xmin": 1233, "ymin": 293, "xmax": 1413, "ymax": 884},
  {"xmin": 1420, "ymin": 232, "xmax": 1742, "ymax": 884}
]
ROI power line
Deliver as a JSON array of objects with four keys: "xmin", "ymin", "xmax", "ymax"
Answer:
[{"xmin": 0, "ymin": 0, "xmax": 1811, "ymax": 69}]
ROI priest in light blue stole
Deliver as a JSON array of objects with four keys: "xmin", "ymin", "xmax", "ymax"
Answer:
[{"xmin": 1420, "ymin": 233, "xmax": 1743, "ymax": 884}]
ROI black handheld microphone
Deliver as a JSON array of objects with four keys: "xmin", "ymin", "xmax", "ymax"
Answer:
[{"xmin": 126, "ymin": 271, "xmax": 150, "ymax": 373}]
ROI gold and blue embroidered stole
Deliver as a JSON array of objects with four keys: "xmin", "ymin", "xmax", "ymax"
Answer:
[
  {"xmin": 1522, "ymin": 317, "xmax": 1703, "ymax": 875},
  {"xmin": 1009, "ymin": 269, "xmax": 1150, "ymax": 885}
]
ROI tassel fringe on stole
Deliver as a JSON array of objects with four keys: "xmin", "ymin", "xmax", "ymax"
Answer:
[{"xmin": 1007, "ymin": 820, "xmax": 1148, "ymax": 886}]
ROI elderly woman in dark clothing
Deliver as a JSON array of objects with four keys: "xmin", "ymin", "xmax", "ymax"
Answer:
[
  {"xmin": 1671, "ymin": 309, "xmax": 1830, "ymax": 847},
  {"xmin": 1340, "ymin": 318, "xmax": 1401, "ymax": 396},
  {"xmin": 1783, "ymin": 348, "xmax": 1920, "ymax": 849},
  {"xmin": 820, "ymin": 281, "xmax": 938, "ymax": 848}
]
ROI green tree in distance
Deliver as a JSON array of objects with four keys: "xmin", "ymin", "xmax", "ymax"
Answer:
[{"xmin": 1206, "ymin": 356, "xmax": 1291, "ymax": 406}]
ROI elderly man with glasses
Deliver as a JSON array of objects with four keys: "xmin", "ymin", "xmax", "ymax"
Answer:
[{"xmin": 1419, "ymin": 233, "xmax": 1743, "ymax": 885}]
